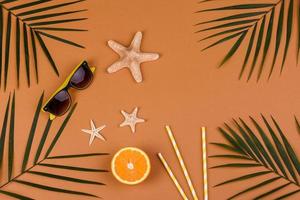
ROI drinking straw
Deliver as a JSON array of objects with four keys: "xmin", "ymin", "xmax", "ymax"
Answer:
[
  {"xmin": 165, "ymin": 125, "xmax": 199, "ymax": 200},
  {"xmin": 201, "ymin": 127, "xmax": 208, "ymax": 200},
  {"xmin": 158, "ymin": 153, "xmax": 189, "ymax": 200}
]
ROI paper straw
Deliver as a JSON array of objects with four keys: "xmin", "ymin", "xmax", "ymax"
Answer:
[
  {"xmin": 166, "ymin": 125, "xmax": 199, "ymax": 200},
  {"xmin": 158, "ymin": 153, "xmax": 189, "ymax": 200},
  {"xmin": 202, "ymin": 127, "xmax": 208, "ymax": 200}
]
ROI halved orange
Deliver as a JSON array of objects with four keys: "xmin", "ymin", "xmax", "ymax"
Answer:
[{"xmin": 111, "ymin": 147, "xmax": 151, "ymax": 185}]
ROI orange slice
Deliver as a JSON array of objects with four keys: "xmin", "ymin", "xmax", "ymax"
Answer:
[{"xmin": 111, "ymin": 147, "xmax": 151, "ymax": 185}]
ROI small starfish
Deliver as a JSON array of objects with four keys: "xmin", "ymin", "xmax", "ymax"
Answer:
[
  {"xmin": 120, "ymin": 107, "xmax": 145, "ymax": 133},
  {"xmin": 107, "ymin": 31, "xmax": 160, "ymax": 83},
  {"xmin": 81, "ymin": 120, "xmax": 106, "ymax": 146}
]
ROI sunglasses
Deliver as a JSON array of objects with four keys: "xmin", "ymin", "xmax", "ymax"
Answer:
[{"xmin": 43, "ymin": 61, "xmax": 95, "ymax": 120}]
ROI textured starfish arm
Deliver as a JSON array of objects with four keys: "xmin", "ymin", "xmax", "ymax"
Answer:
[
  {"xmin": 138, "ymin": 52, "xmax": 160, "ymax": 62},
  {"xmin": 130, "ymin": 124, "xmax": 136, "ymax": 133},
  {"xmin": 130, "ymin": 31, "xmax": 143, "ymax": 51},
  {"xmin": 129, "ymin": 62, "xmax": 143, "ymax": 83},
  {"xmin": 108, "ymin": 40, "xmax": 127, "ymax": 56},
  {"xmin": 132, "ymin": 107, "xmax": 138, "ymax": 115},
  {"xmin": 120, "ymin": 121, "xmax": 127, "ymax": 127},
  {"xmin": 136, "ymin": 118, "xmax": 145, "ymax": 123},
  {"xmin": 81, "ymin": 129, "xmax": 93, "ymax": 134},
  {"xmin": 95, "ymin": 125, "xmax": 106, "ymax": 132},
  {"xmin": 107, "ymin": 60, "xmax": 126, "ymax": 73}
]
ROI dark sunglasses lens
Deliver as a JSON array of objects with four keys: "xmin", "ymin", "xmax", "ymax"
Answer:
[
  {"xmin": 70, "ymin": 61, "xmax": 93, "ymax": 89},
  {"xmin": 43, "ymin": 90, "xmax": 71, "ymax": 116}
]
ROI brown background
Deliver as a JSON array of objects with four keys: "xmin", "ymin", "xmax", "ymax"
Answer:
[{"xmin": 1, "ymin": 0, "xmax": 300, "ymax": 199}]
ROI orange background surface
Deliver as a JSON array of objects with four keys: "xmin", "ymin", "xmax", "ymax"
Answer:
[{"xmin": 1, "ymin": 0, "xmax": 300, "ymax": 199}]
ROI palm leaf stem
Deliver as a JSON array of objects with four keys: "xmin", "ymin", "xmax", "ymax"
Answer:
[{"xmin": 0, "ymin": 156, "xmax": 47, "ymax": 189}]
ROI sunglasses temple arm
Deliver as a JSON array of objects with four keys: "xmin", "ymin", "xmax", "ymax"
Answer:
[
  {"xmin": 50, "ymin": 114, "xmax": 56, "ymax": 120},
  {"xmin": 90, "ymin": 67, "xmax": 96, "ymax": 73}
]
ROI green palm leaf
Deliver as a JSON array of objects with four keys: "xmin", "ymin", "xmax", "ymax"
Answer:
[
  {"xmin": 23, "ymin": 23, "xmax": 30, "ymax": 87},
  {"xmin": 298, "ymin": 2, "xmax": 300, "ymax": 61},
  {"xmin": 276, "ymin": 189, "xmax": 300, "ymax": 199},
  {"xmin": 239, "ymin": 117, "xmax": 278, "ymax": 172},
  {"xmin": 15, "ymin": 19, "xmax": 20, "ymax": 88},
  {"xmin": 281, "ymin": 0, "xmax": 293, "ymax": 72},
  {"xmin": 272, "ymin": 116, "xmax": 300, "ymax": 175},
  {"xmin": 48, "ymin": 153, "xmax": 109, "ymax": 159},
  {"xmin": 28, "ymin": 171, "xmax": 105, "ymax": 185},
  {"xmin": 220, "ymin": 31, "xmax": 246, "ymax": 66},
  {"xmin": 14, "ymin": 180, "xmax": 98, "ymax": 198},
  {"xmin": 44, "ymin": 103, "xmax": 77, "ymax": 158},
  {"xmin": 250, "ymin": 116, "xmax": 287, "ymax": 177},
  {"xmin": 8, "ymin": 92, "xmax": 15, "ymax": 180},
  {"xmin": 0, "ymin": 7, "xmax": 3, "ymax": 88},
  {"xmin": 22, "ymin": 92, "xmax": 44, "ymax": 172},
  {"xmin": 23, "ymin": 9, "xmax": 87, "ymax": 21},
  {"xmin": 4, "ymin": 11, "xmax": 11, "ymax": 90},
  {"xmin": 39, "ymin": 163, "xmax": 108, "ymax": 172},
  {"xmin": 249, "ymin": 16, "xmax": 265, "ymax": 81},
  {"xmin": 211, "ymin": 115, "xmax": 300, "ymax": 199},
  {"xmin": 262, "ymin": 115, "xmax": 298, "ymax": 184},
  {"xmin": 209, "ymin": 154, "xmax": 252, "ymax": 160},
  {"xmin": 196, "ymin": 0, "xmax": 299, "ymax": 81},
  {"xmin": 37, "ymin": 31, "xmax": 85, "ymax": 48},
  {"xmin": 260, "ymin": 8, "xmax": 274, "ymax": 77},
  {"xmin": 233, "ymin": 119, "xmax": 268, "ymax": 167},
  {"xmin": 34, "ymin": 119, "xmax": 52, "ymax": 164},
  {"xmin": 215, "ymin": 171, "xmax": 272, "ymax": 187},
  {"xmin": 0, "ymin": 95, "xmax": 10, "ymax": 169},
  {"xmin": 254, "ymin": 183, "xmax": 291, "ymax": 199},
  {"xmin": 295, "ymin": 116, "xmax": 300, "ymax": 135},
  {"xmin": 228, "ymin": 177, "xmax": 281, "ymax": 199},
  {"xmin": 0, "ymin": 92, "xmax": 107, "ymax": 199},
  {"xmin": 0, "ymin": 0, "xmax": 87, "ymax": 90},
  {"xmin": 269, "ymin": 0, "xmax": 285, "ymax": 79},
  {"xmin": 30, "ymin": 29, "xmax": 38, "ymax": 83},
  {"xmin": 211, "ymin": 163, "xmax": 261, "ymax": 169},
  {"xmin": 0, "ymin": 190, "xmax": 33, "ymax": 200},
  {"xmin": 198, "ymin": 4, "xmax": 275, "ymax": 12}
]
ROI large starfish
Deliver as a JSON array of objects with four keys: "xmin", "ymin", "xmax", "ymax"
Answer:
[{"xmin": 107, "ymin": 31, "xmax": 160, "ymax": 83}]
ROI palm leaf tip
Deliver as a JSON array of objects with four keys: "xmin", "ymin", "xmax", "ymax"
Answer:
[
  {"xmin": 295, "ymin": 116, "xmax": 300, "ymax": 135},
  {"xmin": 0, "ymin": 0, "xmax": 87, "ymax": 89},
  {"xmin": 8, "ymin": 91, "xmax": 15, "ymax": 180},
  {"xmin": 196, "ymin": 0, "xmax": 298, "ymax": 81},
  {"xmin": 214, "ymin": 116, "xmax": 300, "ymax": 199},
  {"xmin": 14, "ymin": 180, "xmax": 99, "ymax": 198},
  {"xmin": 0, "ymin": 92, "xmax": 105, "ymax": 199},
  {"xmin": 22, "ymin": 92, "xmax": 44, "ymax": 172},
  {"xmin": 0, "ymin": 94, "xmax": 11, "ymax": 168}
]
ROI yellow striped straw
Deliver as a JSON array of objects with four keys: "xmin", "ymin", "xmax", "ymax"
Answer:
[
  {"xmin": 166, "ymin": 125, "xmax": 199, "ymax": 200},
  {"xmin": 158, "ymin": 153, "xmax": 189, "ymax": 200},
  {"xmin": 202, "ymin": 127, "xmax": 208, "ymax": 200}
]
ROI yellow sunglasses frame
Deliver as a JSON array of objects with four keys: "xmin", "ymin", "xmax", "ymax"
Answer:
[{"xmin": 42, "ymin": 61, "xmax": 95, "ymax": 120}]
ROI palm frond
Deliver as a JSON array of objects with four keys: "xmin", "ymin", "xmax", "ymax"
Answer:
[
  {"xmin": 0, "ymin": 92, "xmax": 107, "ymax": 199},
  {"xmin": 298, "ymin": 2, "xmax": 300, "ymax": 62},
  {"xmin": 14, "ymin": 180, "xmax": 98, "ymax": 198},
  {"xmin": 8, "ymin": 91, "xmax": 15, "ymax": 180},
  {"xmin": 0, "ymin": 0, "xmax": 87, "ymax": 90},
  {"xmin": 39, "ymin": 163, "xmax": 108, "ymax": 172},
  {"xmin": 196, "ymin": 0, "xmax": 299, "ymax": 81},
  {"xmin": 0, "ymin": 94, "xmax": 10, "ymax": 168},
  {"xmin": 48, "ymin": 153, "xmax": 109, "ymax": 159},
  {"xmin": 0, "ymin": 190, "xmax": 33, "ymax": 200},
  {"xmin": 211, "ymin": 115, "xmax": 300, "ymax": 199},
  {"xmin": 295, "ymin": 116, "xmax": 300, "ymax": 135},
  {"xmin": 27, "ymin": 171, "xmax": 105, "ymax": 185},
  {"xmin": 22, "ymin": 92, "xmax": 44, "ymax": 172}
]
